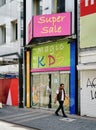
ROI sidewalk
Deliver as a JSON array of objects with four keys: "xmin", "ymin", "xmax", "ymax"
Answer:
[
  {"xmin": 0, "ymin": 121, "xmax": 34, "ymax": 130},
  {"xmin": 0, "ymin": 105, "xmax": 96, "ymax": 130}
]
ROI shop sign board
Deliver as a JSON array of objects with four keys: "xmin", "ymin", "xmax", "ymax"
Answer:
[
  {"xmin": 33, "ymin": 12, "xmax": 71, "ymax": 37},
  {"xmin": 80, "ymin": 0, "xmax": 96, "ymax": 16},
  {"xmin": 31, "ymin": 41, "xmax": 70, "ymax": 72},
  {"xmin": 80, "ymin": 0, "xmax": 96, "ymax": 48}
]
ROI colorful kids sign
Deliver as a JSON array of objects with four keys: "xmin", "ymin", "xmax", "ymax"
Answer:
[
  {"xmin": 33, "ymin": 12, "xmax": 71, "ymax": 37},
  {"xmin": 31, "ymin": 41, "xmax": 70, "ymax": 70}
]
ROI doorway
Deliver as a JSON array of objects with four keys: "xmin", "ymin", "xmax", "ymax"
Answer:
[{"xmin": 31, "ymin": 72, "xmax": 70, "ymax": 112}]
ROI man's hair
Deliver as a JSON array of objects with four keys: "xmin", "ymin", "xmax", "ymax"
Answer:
[{"xmin": 60, "ymin": 83, "xmax": 64, "ymax": 86}]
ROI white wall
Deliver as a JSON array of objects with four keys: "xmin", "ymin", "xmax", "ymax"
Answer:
[
  {"xmin": 26, "ymin": 0, "xmax": 33, "ymax": 44},
  {"xmin": 65, "ymin": 0, "xmax": 75, "ymax": 34},
  {"xmin": 0, "ymin": 64, "xmax": 18, "ymax": 74},
  {"xmin": 80, "ymin": 70, "xmax": 96, "ymax": 117},
  {"xmin": 0, "ymin": 0, "xmax": 22, "ymax": 56},
  {"xmin": 79, "ymin": 50, "xmax": 96, "ymax": 64}
]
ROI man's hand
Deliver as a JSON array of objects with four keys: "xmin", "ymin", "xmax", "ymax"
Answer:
[{"xmin": 54, "ymin": 100, "xmax": 56, "ymax": 104}]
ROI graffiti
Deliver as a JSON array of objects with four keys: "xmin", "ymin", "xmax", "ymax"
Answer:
[
  {"xmin": 87, "ymin": 78, "xmax": 96, "ymax": 88},
  {"xmin": 91, "ymin": 90, "xmax": 96, "ymax": 100},
  {"xmin": 86, "ymin": 78, "xmax": 96, "ymax": 100}
]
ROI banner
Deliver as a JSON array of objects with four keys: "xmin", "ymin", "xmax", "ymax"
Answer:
[
  {"xmin": 33, "ymin": 12, "xmax": 71, "ymax": 37},
  {"xmin": 31, "ymin": 41, "xmax": 70, "ymax": 69}
]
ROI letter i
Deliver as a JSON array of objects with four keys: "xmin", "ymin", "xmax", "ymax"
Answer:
[
  {"xmin": 85, "ymin": 0, "xmax": 88, "ymax": 6},
  {"xmin": 91, "ymin": 0, "xmax": 94, "ymax": 5}
]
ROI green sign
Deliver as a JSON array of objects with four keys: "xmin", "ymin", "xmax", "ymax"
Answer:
[{"xmin": 31, "ymin": 40, "xmax": 70, "ymax": 69}]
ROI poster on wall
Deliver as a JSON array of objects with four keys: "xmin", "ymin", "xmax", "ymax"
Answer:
[
  {"xmin": 31, "ymin": 41, "xmax": 70, "ymax": 72},
  {"xmin": 80, "ymin": 0, "xmax": 96, "ymax": 48}
]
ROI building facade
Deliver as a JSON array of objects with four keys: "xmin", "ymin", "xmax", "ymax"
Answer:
[
  {"xmin": 77, "ymin": 0, "xmax": 96, "ymax": 117},
  {"xmin": 0, "ymin": 0, "xmax": 95, "ymax": 118},
  {"xmin": 25, "ymin": 0, "xmax": 77, "ymax": 114},
  {"xmin": 0, "ymin": 0, "xmax": 23, "ymax": 107}
]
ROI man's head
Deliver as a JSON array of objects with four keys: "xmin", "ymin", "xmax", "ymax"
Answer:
[{"xmin": 60, "ymin": 83, "xmax": 64, "ymax": 89}]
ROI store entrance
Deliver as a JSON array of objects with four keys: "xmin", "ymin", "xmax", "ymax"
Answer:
[{"xmin": 31, "ymin": 72, "xmax": 70, "ymax": 112}]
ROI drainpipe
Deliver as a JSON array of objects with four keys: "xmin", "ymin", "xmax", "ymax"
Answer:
[
  {"xmin": 23, "ymin": 0, "xmax": 26, "ymax": 107},
  {"xmin": 18, "ymin": 50, "xmax": 24, "ymax": 108}
]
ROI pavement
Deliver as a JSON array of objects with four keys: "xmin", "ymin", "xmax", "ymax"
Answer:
[
  {"xmin": 0, "ymin": 105, "xmax": 96, "ymax": 130},
  {"xmin": 0, "ymin": 121, "xmax": 33, "ymax": 130}
]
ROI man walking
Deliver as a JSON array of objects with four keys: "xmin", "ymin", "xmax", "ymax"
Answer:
[{"xmin": 54, "ymin": 83, "xmax": 68, "ymax": 117}]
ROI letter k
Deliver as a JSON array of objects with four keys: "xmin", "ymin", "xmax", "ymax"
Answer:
[{"xmin": 38, "ymin": 56, "xmax": 45, "ymax": 67}]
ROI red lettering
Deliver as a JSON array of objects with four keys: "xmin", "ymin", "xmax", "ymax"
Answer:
[{"xmin": 48, "ymin": 55, "xmax": 55, "ymax": 66}]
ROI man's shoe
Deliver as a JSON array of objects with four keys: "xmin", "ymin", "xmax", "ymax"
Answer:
[
  {"xmin": 63, "ymin": 115, "xmax": 67, "ymax": 118},
  {"xmin": 55, "ymin": 112, "xmax": 59, "ymax": 116}
]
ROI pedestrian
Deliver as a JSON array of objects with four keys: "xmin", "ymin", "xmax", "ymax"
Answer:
[{"xmin": 54, "ymin": 83, "xmax": 68, "ymax": 117}]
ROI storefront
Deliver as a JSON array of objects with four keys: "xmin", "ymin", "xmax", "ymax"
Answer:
[
  {"xmin": 28, "ymin": 40, "xmax": 76, "ymax": 114},
  {"xmin": 25, "ymin": 12, "xmax": 77, "ymax": 114}
]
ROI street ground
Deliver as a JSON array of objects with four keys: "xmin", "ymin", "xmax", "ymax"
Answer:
[
  {"xmin": 0, "ymin": 121, "xmax": 36, "ymax": 130},
  {"xmin": 0, "ymin": 105, "xmax": 96, "ymax": 130}
]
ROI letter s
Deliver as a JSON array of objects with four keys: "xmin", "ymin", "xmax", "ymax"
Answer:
[{"xmin": 38, "ymin": 16, "xmax": 45, "ymax": 23}]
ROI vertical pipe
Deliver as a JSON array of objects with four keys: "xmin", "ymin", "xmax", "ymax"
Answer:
[
  {"xmin": 23, "ymin": 0, "xmax": 26, "ymax": 107},
  {"xmin": 18, "ymin": 52, "xmax": 23, "ymax": 108}
]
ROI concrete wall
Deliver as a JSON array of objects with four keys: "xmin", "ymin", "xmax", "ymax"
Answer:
[{"xmin": 0, "ymin": 0, "xmax": 23, "ymax": 56}]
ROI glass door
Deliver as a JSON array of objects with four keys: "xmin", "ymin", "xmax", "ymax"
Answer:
[
  {"xmin": 39, "ymin": 74, "xmax": 49, "ymax": 108},
  {"xmin": 32, "ymin": 73, "xmax": 49, "ymax": 108},
  {"xmin": 51, "ymin": 72, "xmax": 70, "ymax": 112},
  {"xmin": 60, "ymin": 73, "xmax": 70, "ymax": 112},
  {"xmin": 51, "ymin": 72, "xmax": 60, "ymax": 109},
  {"xmin": 32, "ymin": 72, "xmax": 70, "ymax": 112},
  {"xmin": 32, "ymin": 74, "xmax": 40, "ymax": 107}
]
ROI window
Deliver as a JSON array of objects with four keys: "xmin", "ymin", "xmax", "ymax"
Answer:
[
  {"xmin": 11, "ymin": 20, "xmax": 18, "ymax": 41},
  {"xmin": 0, "ymin": 25, "xmax": 6, "ymax": 44},
  {"xmin": 33, "ymin": 0, "xmax": 52, "ymax": 15},
  {"xmin": 20, "ymin": 11, "xmax": 23, "ymax": 19},
  {"xmin": 52, "ymin": 0, "xmax": 65, "ymax": 13},
  {"xmin": 33, "ymin": 0, "xmax": 42, "ymax": 15},
  {"xmin": 21, "ymin": 29, "xmax": 23, "ymax": 38},
  {"xmin": 0, "ymin": 0, "xmax": 6, "ymax": 7},
  {"xmin": 33, "ymin": 0, "xmax": 65, "ymax": 15},
  {"xmin": 57, "ymin": 0, "xmax": 65, "ymax": 13}
]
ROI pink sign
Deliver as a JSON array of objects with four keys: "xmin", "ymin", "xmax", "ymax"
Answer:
[{"xmin": 33, "ymin": 12, "xmax": 71, "ymax": 37}]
